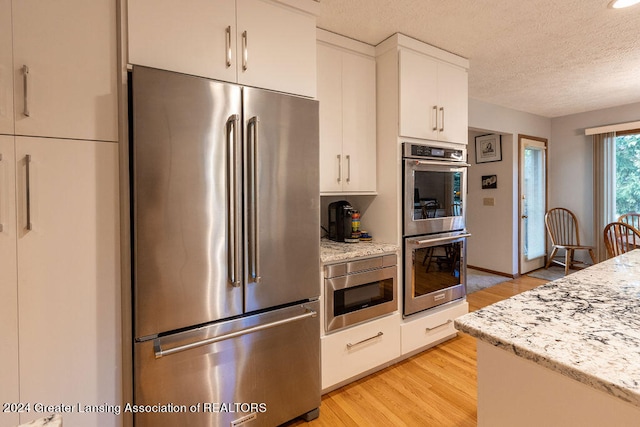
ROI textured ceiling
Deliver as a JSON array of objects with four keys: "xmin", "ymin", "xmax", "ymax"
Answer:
[{"xmin": 316, "ymin": 0, "xmax": 640, "ymax": 118}]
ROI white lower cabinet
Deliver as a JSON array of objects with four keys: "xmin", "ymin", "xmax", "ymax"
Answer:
[
  {"xmin": 401, "ymin": 301, "xmax": 468, "ymax": 355},
  {"xmin": 321, "ymin": 313, "xmax": 401, "ymax": 391},
  {"xmin": 0, "ymin": 136, "xmax": 121, "ymax": 426},
  {"xmin": 0, "ymin": 135, "xmax": 19, "ymax": 427}
]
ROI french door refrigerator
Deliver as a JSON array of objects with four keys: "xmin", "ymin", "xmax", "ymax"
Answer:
[{"xmin": 130, "ymin": 66, "xmax": 320, "ymax": 426}]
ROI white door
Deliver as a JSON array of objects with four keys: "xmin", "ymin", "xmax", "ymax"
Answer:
[
  {"xmin": 317, "ymin": 42, "xmax": 343, "ymax": 193},
  {"xmin": 0, "ymin": 135, "xmax": 19, "ymax": 427},
  {"xmin": 0, "ymin": 0, "xmax": 13, "ymax": 136},
  {"xmin": 519, "ymin": 136, "xmax": 547, "ymax": 274},
  {"xmin": 437, "ymin": 62, "xmax": 468, "ymax": 145},
  {"xmin": 12, "ymin": 0, "xmax": 118, "ymax": 141},
  {"xmin": 16, "ymin": 137, "xmax": 120, "ymax": 426},
  {"xmin": 236, "ymin": 0, "xmax": 316, "ymax": 97},
  {"xmin": 399, "ymin": 49, "xmax": 439, "ymax": 141},
  {"xmin": 128, "ymin": 0, "xmax": 237, "ymax": 83},
  {"xmin": 341, "ymin": 50, "xmax": 376, "ymax": 193}
]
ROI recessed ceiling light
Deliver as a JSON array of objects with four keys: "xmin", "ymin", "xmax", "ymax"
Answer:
[{"xmin": 608, "ymin": 0, "xmax": 640, "ymax": 8}]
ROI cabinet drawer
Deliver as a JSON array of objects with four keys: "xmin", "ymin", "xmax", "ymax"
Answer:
[
  {"xmin": 321, "ymin": 313, "xmax": 400, "ymax": 390},
  {"xmin": 401, "ymin": 301, "xmax": 468, "ymax": 355}
]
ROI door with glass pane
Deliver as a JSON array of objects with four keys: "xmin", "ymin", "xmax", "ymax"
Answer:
[{"xmin": 519, "ymin": 136, "xmax": 547, "ymax": 273}]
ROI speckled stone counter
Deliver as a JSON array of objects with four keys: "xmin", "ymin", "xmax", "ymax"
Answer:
[
  {"xmin": 320, "ymin": 239, "xmax": 399, "ymax": 264},
  {"xmin": 455, "ymin": 250, "xmax": 640, "ymax": 411}
]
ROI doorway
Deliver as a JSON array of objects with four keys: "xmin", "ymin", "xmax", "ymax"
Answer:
[{"xmin": 519, "ymin": 135, "xmax": 547, "ymax": 274}]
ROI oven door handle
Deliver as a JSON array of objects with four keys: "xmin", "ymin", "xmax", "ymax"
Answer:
[
  {"xmin": 409, "ymin": 233, "xmax": 471, "ymax": 246},
  {"xmin": 413, "ymin": 160, "xmax": 470, "ymax": 168}
]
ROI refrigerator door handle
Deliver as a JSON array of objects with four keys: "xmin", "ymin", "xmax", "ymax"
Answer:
[
  {"xmin": 153, "ymin": 307, "xmax": 318, "ymax": 358},
  {"xmin": 248, "ymin": 116, "xmax": 261, "ymax": 283},
  {"xmin": 227, "ymin": 114, "xmax": 241, "ymax": 287}
]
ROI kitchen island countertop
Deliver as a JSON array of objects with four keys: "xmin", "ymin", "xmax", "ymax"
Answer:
[
  {"xmin": 320, "ymin": 239, "xmax": 399, "ymax": 264},
  {"xmin": 455, "ymin": 249, "xmax": 640, "ymax": 408}
]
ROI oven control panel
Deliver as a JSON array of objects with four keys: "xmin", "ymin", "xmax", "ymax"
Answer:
[{"xmin": 403, "ymin": 142, "xmax": 465, "ymax": 162}]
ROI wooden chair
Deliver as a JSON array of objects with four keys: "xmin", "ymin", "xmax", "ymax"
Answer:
[
  {"xmin": 544, "ymin": 208, "xmax": 596, "ymax": 275},
  {"xmin": 618, "ymin": 212, "xmax": 640, "ymax": 230},
  {"xmin": 603, "ymin": 221, "xmax": 640, "ymax": 258}
]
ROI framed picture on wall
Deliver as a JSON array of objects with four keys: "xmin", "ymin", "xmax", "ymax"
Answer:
[
  {"xmin": 475, "ymin": 134, "xmax": 502, "ymax": 163},
  {"xmin": 482, "ymin": 175, "xmax": 498, "ymax": 189}
]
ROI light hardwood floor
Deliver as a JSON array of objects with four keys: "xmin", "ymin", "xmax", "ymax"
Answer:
[{"xmin": 285, "ymin": 275, "xmax": 548, "ymax": 427}]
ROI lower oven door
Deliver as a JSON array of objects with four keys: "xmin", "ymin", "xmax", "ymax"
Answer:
[{"xmin": 404, "ymin": 231, "xmax": 470, "ymax": 317}]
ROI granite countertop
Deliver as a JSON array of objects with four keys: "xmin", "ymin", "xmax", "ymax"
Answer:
[
  {"xmin": 320, "ymin": 238, "xmax": 399, "ymax": 264},
  {"xmin": 455, "ymin": 250, "xmax": 640, "ymax": 407}
]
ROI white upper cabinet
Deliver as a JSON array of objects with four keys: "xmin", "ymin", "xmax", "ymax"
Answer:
[
  {"xmin": 399, "ymin": 48, "xmax": 468, "ymax": 145},
  {"xmin": 317, "ymin": 30, "xmax": 376, "ymax": 194},
  {"xmin": 0, "ymin": 0, "xmax": 13, "ymax": 136},
  {"xmin": 128, "ymin": 0, "xmax": 237, "ymax": 83},
  {"xmin": 9, "ymin": 0, "xmax": 118, "ymax": 142},
  {"xmin": 128, "ymin": 0, "xmax": 318, "ymax": 97},
  {"xmin": 236, "ymin": 0, "xmax": 316, "ymax": 97}
]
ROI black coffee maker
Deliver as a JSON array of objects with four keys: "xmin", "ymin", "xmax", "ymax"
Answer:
[{"xmin": 328, "ymin": 200, "xmax": 354, "ymax": 242}]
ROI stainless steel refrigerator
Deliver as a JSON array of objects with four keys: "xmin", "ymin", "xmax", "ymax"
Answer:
[{"xmin": 130, "ymin": 66, "xmax": 320, "ymax": 426}]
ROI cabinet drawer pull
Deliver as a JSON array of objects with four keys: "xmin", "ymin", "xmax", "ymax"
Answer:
[
  {"xmin": 225, "ymin": 26, "xmax": 232, "ymax": 68},
  {"xmin": 439, "ymin": 106, "xmax": 445, "ymax": 132},
  {"xmin": 425, "ymin": 319, "xmax": 452, "ymax": 332},
  {"xmin": 346, "ymin": 331, "xmax": 383, "ymax": 349},
  {"xmin": 336, "ymin": 154, "xmax": 341, "ymax": 183},
  {"xmin": 23, "ymin": 65, "xmax": 30, "ymax": 117}
]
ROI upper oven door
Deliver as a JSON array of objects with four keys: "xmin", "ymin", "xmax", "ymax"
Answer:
[{"xmin": 403, "ymin": 158, "xmax": 468, "ymax": 237}]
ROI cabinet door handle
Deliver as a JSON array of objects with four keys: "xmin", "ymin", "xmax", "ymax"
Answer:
[
  {"xmin": 242, "ymin": 31, "xmax": 248, "ymax": 71},
  {"xmin": 25, "ymin": 154, "xmax": 33, "ymax": 231},
  {"xmin": 439, "ymin": 107, "xmax": 445, "ymax": 132},
  {"xmin": 225, "ymin": 26, "xmax": 232, "ymax": 68},
  {"xmin": 336, "ymin": 154, "xmax": 341, "ymax": 183},
  {"xmin": 432, "ymin": 106, "xmax": 437, "ymax": 131},
  {"xmin": 346, "ymin": 154, "xmax": 351, "ymax": 183},
  {"xmin": 346, "ymin": 331, "xmax": 383, "ymax": 349},
  {"xmin": 23, "ymin": 65, "xmax": 30, "ymax": 117}
]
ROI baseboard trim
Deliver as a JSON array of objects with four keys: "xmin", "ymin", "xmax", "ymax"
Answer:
[{"xmin": 467, "ymin": 265, "xmax": 518, "ymax": 279}]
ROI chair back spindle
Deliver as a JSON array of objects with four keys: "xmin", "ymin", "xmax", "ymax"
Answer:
[{"xmin": 618, "ymin": 213, "xmax": 640, "ymax": 231}]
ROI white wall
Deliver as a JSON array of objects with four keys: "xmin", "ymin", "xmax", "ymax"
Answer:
[
  {"xmin": 467, "ymin": 99, "xmax": 551, "ymax": 275},
  {"xmin": 549, "ymin": 101, "xmax": 640, "ymax": 254},
  {"xmin": 467, "ymin": 131, "xmax": 517, "ymax": 274}
]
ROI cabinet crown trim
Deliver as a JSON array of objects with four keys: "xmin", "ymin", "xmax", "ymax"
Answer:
[
  {"xmin": 375, "ymin": 33, "xmax": 469, "ymax": 69},
  {"xmin": 275, "ymin": 0, "xmax": 319, "ymax": 15},
  {"xmin": 317, "ymin": 28, "xmax": 375, "ymax": 56}
]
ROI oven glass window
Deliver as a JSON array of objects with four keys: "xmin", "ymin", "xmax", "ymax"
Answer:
[
  {"xmin": 412, "ymin": 241, "xmax": 462, "ymax": 297},
  {"xmin": 334, "ymin": 279, "xmax": 394, "ymax": 316},
  {"xmin": 412, "ymin": 170, "xmax": 463, "ymax": 220}
]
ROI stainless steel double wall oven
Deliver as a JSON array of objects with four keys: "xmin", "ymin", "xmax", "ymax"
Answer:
[{"xmin": 402, "ymin": 142, "xmax": 470, "ymax": 317}]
